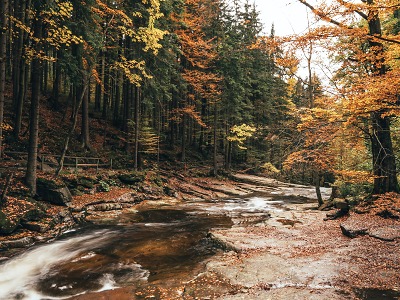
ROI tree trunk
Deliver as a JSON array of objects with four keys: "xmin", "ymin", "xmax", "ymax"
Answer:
[
  {"xmin": 56, "ymin": 84, "xmax": 88, "ymax": 176},
  {"xmin": 371, "ymin": 114, "xmax": 399, "ymax": 194},
  {"xmin": 0, "ymin": 0, "xmax": 8, "ymax": 158},
  {"xmin": 52, "ymin": 50, "xmax": 62, "ymax": 109},
  {"xmin": 13, "ymin": 60, "xmax": 26, "ymax": 139},
  {"xmin": 181, "ymin": 113, "xmax": 186, "ymax": 162},
  {"xmin": 134, "ymin": 86, "xmax": 140, "ymax": 171},
  {"xmin": 314, "ymin": 171, "xmax": 324, "ymax": 206},
  {"xmin": 81, "ymin": 77, "xmax": 91, "ymax": 150},
  {"xmin": 213, "ymin": 100, "xmax": 218, "ymax": 176},
  {"xmin": 26, "ymin": 2, "xmax": 43, "ymax": 195},
  {"xmin": 367, "ymin": 3, "xmax": 399, "ymax": 194}
]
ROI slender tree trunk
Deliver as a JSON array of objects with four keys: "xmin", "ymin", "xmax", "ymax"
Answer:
[
  {"xmin": 0, "ymin": 0, "xmax": 8, "ymax": 158},
  {"xmin": 26, "ymin": 2, "xmax": 43, "ymax": 194},
  {"xmin": 14, "ymin": 60, "xmax": 26, "ymax": 139},
  {"xmin": 181, "ymin": 113, "xmax": 186, "ymax": 162},
  {"xmin": 134, "ymin": 86, "xmax": 140, "ymax": 171},
  {"xmin": 81, "ymin": 76, "xmax": 91, "ymax": 150},
  {"xmin": 56, "ymin": 84, "xmax": 88, "ymax": 176},
  {"xmin": 52, "ymin": 50, "xmax": 62, "ymax": 109},
  {"xmin": 314, "ymin": 171, "xmax": 324, "ymax": 206},
  {"xmin": 213, "ymin": 100, "xmax": 218, "ymax": 176}
]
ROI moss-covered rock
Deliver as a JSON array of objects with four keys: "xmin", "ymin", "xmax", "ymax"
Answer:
[
  {"xmin": 0, "ymin": 211, "xmax": 20, "ymax": 234},
  {"xmin": 78, "ymin": 178, "xmax": 95, "ymax": 189},
  {"xmin": 118, "ymin": 173, "xmax": 145, "ymax": 185},
  {"xmin": 37, "ymin": 179, "xmax": 72, "ymax": 206}
]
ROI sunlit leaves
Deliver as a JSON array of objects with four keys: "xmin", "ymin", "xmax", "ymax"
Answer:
[
  {"xmin": 114, "ymin": 58, "xmax": 152, "ymax": 86},
  {"xmin": 227, "ymin": 124, "xmax": 256, "ymax": 150}
]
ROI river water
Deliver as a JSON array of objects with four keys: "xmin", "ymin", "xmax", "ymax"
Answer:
[{"xmin": 0, "ymin": 194, "xmax": 281, "ymax": 300}]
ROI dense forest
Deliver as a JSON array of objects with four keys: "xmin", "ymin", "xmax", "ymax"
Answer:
[{"xmin": 0, "ymin": 0, "xmax": 399, "ymax": 200}]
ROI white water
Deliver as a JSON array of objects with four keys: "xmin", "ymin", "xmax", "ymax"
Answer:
[
  {"xmin": 0, "ymin": 229, "xmax": 115, "ymax": 299},
  {"xmin": 223, "ymin": 196, "xmax": 284, "ymax": 212}
]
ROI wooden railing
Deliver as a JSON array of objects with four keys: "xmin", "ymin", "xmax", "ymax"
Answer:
[{"xmin": 0, "ymin": 151, "xmax": 113, "ymax": 172}]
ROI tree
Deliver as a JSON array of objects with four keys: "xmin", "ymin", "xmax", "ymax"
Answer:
[
  {"xmin": 295, "ymin": 0, "xmax": 400, "ymax": 194},
  {"xmin": 25, "ymin": 0, "xmax": 44, "ymax": 194},
  {"xmin": 0, "ymin": 0, "xmax": 8, "ymax": 158}
]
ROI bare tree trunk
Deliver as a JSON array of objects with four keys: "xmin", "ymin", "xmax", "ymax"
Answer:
[
  {"xmin": 213, "ymin": 100, "xmax": 218, "ymax": 176},
  {"xmin": 56, "ymin": 84, "xmax": 88, "ymax": 176},
  {"xmin": 181, "ymin": 113, "xmax": 186, "ymax": 162},
  {"xmin": 81, "ymin": 78, "xmax": 91, "ymax": 150},
  {"xmin": 52, "ymin": 50, "xmax": 62, "ymax": 108},
  {"xmin": 26, "ymin": 1, "xmax": 43, "ymax": 195},
  {"xmin": 134, "ymin": 86, "xmax": 140, "ymax": 171},
  {"xmin": 314, "ymin": 171, "xmax": 324, "ymax": 206},
  {"xmin": 0, "ymin": 0, "xmax": 8, "ymax": 158}
]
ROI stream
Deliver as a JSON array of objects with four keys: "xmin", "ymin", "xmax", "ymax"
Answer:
[{"xmin": 0, "ymin": 194, "xmax": 285, "ymax": 300}]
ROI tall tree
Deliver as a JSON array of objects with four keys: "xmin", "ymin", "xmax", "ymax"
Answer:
[
  {"xmin": 0, "ymin": 0, "xmax": 8, "ymax": 158},
  {"xmin": 296, "ymin": 0, "xmax": 400, "ymax": 194},
  {"xmin": 26, "ymin": 0, "xmax": 44, "ymax": 194}
]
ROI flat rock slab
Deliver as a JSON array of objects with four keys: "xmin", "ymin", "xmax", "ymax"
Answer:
[
  {"xmin": 340, "ymin": 214, "xmax": 400, "ymax": 241},
  {"xmin": 368, "ymin": 225, "xmax": 400, "ymax": 241}
]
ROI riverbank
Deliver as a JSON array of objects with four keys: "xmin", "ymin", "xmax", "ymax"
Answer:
[
  {"xmin": 1, "ymin": 173, "xmax": 399, "ymax": 299},
  {"xmin": 71, "ymin": 174, "xmax": 399, "ymax": 300}
]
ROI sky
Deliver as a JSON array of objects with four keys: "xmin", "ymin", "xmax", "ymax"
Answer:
[{"xmin": 252, "ymin": 0, "xmax": 311, "ymax": 36}]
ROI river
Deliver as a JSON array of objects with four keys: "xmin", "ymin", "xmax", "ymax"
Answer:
[{"xmin": 0, "ymin": 194, "xmax": 283, "ymax": 300}]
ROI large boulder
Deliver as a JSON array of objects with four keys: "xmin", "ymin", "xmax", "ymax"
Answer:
[{"xmin": 37, "ymin": 178, "xmax": 72, "ymax": 206}]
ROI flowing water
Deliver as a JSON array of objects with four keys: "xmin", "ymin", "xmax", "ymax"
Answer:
[
  {"xmin": 0, "ymin": 194, "xmax": 281, "ymax": 300},
  {"xmin": 0, "ymin": 191, "xmax": 393, "ymax": 300}
]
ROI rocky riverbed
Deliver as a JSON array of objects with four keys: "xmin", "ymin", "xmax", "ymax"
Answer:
[{"xmin": 0, "ymin": 173, "xmax": 399, "ymax": 299}]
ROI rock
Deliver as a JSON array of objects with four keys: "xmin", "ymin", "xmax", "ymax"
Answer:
[
  {"xmin": 368, "ymin": 225, "xmax": 400, "ymax": 241},
  {"xmin": 78, "ymin": 178, "xmax": 95, "ymax": 189},
  {"xmin": 318, "ymin": 201, "xmax": 334, "ymax": 211},
  {"xmin": 1, "ymin": 237, "xmax": 34, "ymax": 249},
  {"xmin": 0, "ymin": 211, "xmax": 20, "ymax": 234},
  {"xmin": 72, "ymin": 211, "xmax": 87, "ymax": 224},
  {"xmin": 118, "ymin": 173, "xmax": 145, "ymax": 185},
  {"xmin": 183, "ymin": 272, "xmax": 238, "ymax": 299},
  {"xmin": 333, "ymin": 199, "xmax": 349, "ymax": 211},
  {"xmin": 22, "ymin": 207, "xmax": 46, "ymax": 222},
  {"xmin": 86, "ymin": 203, "xmax": 123, "ymax": 212},
  {"xmin": 164, "ymin": 186, "xmax": 178, "ymax": 197},
  {"xmin": 37, "ymin": 179, "xmax": 72, "ymax": 206},
  {"xmin": 22, "ymin": 221, "xmax": 51, "ymax": 233},
  {"xmin": 340, "ymin": 221, "xmax": 368, "ymax": 238}
]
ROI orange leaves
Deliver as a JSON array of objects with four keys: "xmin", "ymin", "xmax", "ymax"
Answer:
[{"xmin": 171, "ymin": 105, "xmax": 208, "ymax": 128}]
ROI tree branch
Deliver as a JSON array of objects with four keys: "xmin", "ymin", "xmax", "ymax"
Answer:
[{"xmin": 297, "ymin": 0, "xmax": 400, "ymax": 45}]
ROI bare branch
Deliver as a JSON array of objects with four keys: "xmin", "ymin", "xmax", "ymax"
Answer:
[{"xmin": 297, "ymin": 0, "xmax": 400, "ymax": 45}]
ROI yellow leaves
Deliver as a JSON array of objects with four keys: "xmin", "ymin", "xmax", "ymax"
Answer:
[
  {"xmin": 136, "ymin": 26, "xmax": 166, "ymax": 54},
  {"xmin": 46, "ymin": 25, "xmax": 83, "ymax": 49},
  {"xmin": 1, "ymin": 122, "xmax": 12, "ymax": 132},
  {"xmin": 114, "ymin": 57, "xmax": 152, "ymax": 86},
  {"xmin": 9, "ymin": 17, "xmax": 31, "ymax": 35},
  {"xmin": 227, "ymin": 124, "xmax": 256, "ymax": 150}
]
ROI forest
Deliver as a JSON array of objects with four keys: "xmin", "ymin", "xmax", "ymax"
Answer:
[
  {"xmin": 0, "ymin": 0, "xmax": 399, "ymax": 200},
  {"xmin": 0, "ymin": 1, "xmax": 400, "ymax": 299}
]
